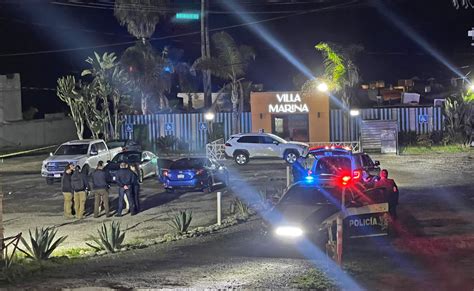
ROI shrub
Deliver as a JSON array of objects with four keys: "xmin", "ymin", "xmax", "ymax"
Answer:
[
  {"xmin": 168, "ymin": 210, "xmax": 193, "ymax": 234},
  {"xmin": 156, "ymin": 135, "xmax": 178, "ymax": 153},
  {"xmin": 19, "ymin": 227, "xmax": 67, "ymax": 261},
  {"xmin": 176, "ymin": 138, "xmax": 189, "ymax": 152},
  {"xmin": 416, "ymin": 134, "xmax": 432, "ymax": 147},
  {"xmin": 430, "ymin": 131, "xmax": 444, "ymax": 145},
  {"xmin": 230, "ymin": 198, "xmax": 250, "ymax": 218},
  {"xmin": 398, "ymin": 132, "xmax": 418, "ymax": 146},
  {"xmin": 86, "ymin": 221, "xmax": 126, "ymax": 253}
]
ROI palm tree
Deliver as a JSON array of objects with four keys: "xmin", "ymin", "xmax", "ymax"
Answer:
[
  {"xmin": 114, "ymin": 0, "xmax": 169, "ymax": 44},
  {"xmin": 302, "ymin": 42, "xmax": 363, "ymax": 140},
  {"xmin": 192, "ymin": 31, "xmax": 255, "ymax": 133},
  {"xmin": 121, "ymin": 42, "xmax": 173, "ymax": 114},
  {"xmin": 452, "ymin": 0, "xmax": 474, "ymax": 9}
]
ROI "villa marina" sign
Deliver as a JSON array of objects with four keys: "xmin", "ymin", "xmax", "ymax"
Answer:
[{"xmin": 268, "ymin": 93, "xmax": 309, "ymax": 113}]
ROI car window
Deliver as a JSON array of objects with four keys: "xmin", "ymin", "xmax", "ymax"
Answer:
[
  {"xmin": 170, "ymin": 158, "xmax": 205, "ymax": 170},
  {"xmin": 237, "ymin": 136, "xmax": 260, "ymax": 143},
  {"xmin": 142, "ymin": 152, "xmax": 149, "ymax": 161},
  {"xmin": 313, "ymin": 157, "xmax": 351, "ymax": 174},
  {"xmin": 281, "ymin": 186, "xmax": 336, "ymax": 205},
  {"xmin": 111, "ymin": 152, "xmax": 141, "ymax": 163},
  {"xmin": 260, "ymin": 136, "xmax": 275, "ymax": 144},
  {"xmin": 97, "ymin": 142, "xmax": 107, "ymax": 153},
  {"xmin": 54, "ymin": 144, "xmax": 89, "ymax": 155},
  {"xmin": 106, "ymin": 140, "xmax": 125, "ymax": 149},
  {"xmin": 362, "ymin": 155, "xmax": 374, "ymax": 167},
  {"xmin": 90, "ymin": 144, "xmax": 98, "ymax": 153},
  {"xmin": 267, "ymin": 133, "xmax": 287, "ymax": 144}
]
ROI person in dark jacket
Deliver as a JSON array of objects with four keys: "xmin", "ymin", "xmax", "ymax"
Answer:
[
  {"xmin": 61, "ymin": 163, "xmax": 75, "ymax": 219},
  {"xmin": 129, "ymin": 164, "xmax": 141, "ymax": 213},
  {"xmin": 115, "ymin": 162, "xmax": 136, "ymax": 217},
  {"xmin": 374, "ymin": 169, "xmax": 399, "ymax": 220},
  {"xmin": 71, "ymin": 165, "xmax": 90, "ymax": 219},
  {"xmin": 91, "ymin": 161, "xmax": 111, "ymax": 218}
]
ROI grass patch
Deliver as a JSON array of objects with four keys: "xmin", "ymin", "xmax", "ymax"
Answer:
[
  {"xmin": 52, "ymin": 247, "xmax": 94, "ymax": 258},
  {"xmin": 400, "ymin": 145, "xmax": 472, "ymax": 155},
  {"xmin": 292, "ymin": 268, "xmax": 337, "ymax": 290}
]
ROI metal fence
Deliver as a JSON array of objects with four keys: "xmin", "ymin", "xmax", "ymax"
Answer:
[
  {"xmin": 330, "ymin": 107, "xmax": 444, "ymax": 141},
  {"xmin": 121, "ymin": 112, "xmax": 252, "ymax": 151}
]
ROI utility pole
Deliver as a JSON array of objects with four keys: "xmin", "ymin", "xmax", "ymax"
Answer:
[{"xmin": 201, "ymin": 0, "xmax": 212, "ymax": 108}]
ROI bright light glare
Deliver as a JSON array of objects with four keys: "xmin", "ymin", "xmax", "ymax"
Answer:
[
  {"xmin": 204, "ymin": 112, "xmax": 215, "ymax": 121},
  {"xmin": 275, "ymin": 226, "xmax": 303, "ymax": 237},
  {"xmin": 317, "ymin": 82, "xmax": 329, "ymax": 92},
  {"xmin": 468, "ymin": 83, "xmax": 474, "ymax": 91},
  {"xmin": 350, "ymin": 109, "xmax": 360, "ymax": 116},
  {"xmin": 305, "ymin": 176, "xmax": 314, "ymax": 181}
]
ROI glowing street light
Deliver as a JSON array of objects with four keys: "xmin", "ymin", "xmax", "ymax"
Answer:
[
  {"xmin": 317, "ymin": 82, "xmax": 329, "ymax": 92},
  {"xmin": 350, "ymin": 109, "xmax": 360, "ymax": 116},
  {"xmin": 204, "ymin": 111, "xmax": 215, "ymax": 121}
]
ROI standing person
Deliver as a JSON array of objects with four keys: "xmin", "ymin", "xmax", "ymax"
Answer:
[
  {"xmin": 91, "ymin": 161, "xmax": 111, "ymax": 218},
  {"xmin": 115, "ymin": 162, "xmax": 136, "ymax": 217},
  {"xmin": 374, "ymin": 169, "xmax": 399, "ymax": 220},
  {"xmin": 71, "ymin": 165, "xmax": 89, "ymax": 219},
  {"xmin": 61, "ymin": 163, "xmax": 75, "ymax": 219},
  {"xmin": 130, "ymin": 164, "xmax": 141, "ymax": 214}
]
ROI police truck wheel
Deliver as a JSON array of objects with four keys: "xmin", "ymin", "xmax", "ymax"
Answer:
[
  {"xmin": 46, "ymin": 178, "xmax": 54, "ymax": 185},
  {"xmin": 234, "ymin": 151, "xmax": 249, "ymax": 165},
  {"xmin": 284, "ymin": 151, "xmax": 299, "ymax": 164}
]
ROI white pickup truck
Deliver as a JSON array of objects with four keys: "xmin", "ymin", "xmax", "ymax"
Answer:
[{"xmin": 41, "ymin": 139, "xmax": 122, "ymax": 185}]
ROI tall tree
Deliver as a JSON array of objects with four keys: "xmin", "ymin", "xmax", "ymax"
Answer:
[
  {"xmin": 114, "ymin": 0, "xmax": 169, "ymax": 44},
  {"xmin": 452, "ymin": 0, "xmax": 474, "ymax": 9},
  {"xmin": 201, "ymin": 0, "xmax": 212, "ymax": 108},
  {"xmin": 192, "ymin": 31, "xmax": 255, "ymax": 133},
  {"xmin": 303, "ymin": 42, "xmax": 362, "ymax": 140},
  {"xmin": 57, "ymin": 76, "xmax": 85, "ymax": 139}
]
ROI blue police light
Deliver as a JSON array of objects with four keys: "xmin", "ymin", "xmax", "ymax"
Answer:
[
  {"xmin": 164, "ymin": 66, "xmax": 172, "ymax": 73},
  {"xmin": 305, "ymin": 176, "xmax": 314, "ymax": 181}
]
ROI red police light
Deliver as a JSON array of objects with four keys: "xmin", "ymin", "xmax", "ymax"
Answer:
[
  {"xmin": 341, "ymin": 175, "xmax": 351, "ymax": 186},
  {"xmin": 353, "ymin": 170, "xmax": 361, "ymax": 180}
]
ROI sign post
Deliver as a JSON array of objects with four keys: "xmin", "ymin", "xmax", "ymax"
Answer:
[
  {"xmin": 125, "ymin": 123, "xmax": 133, "ymax": 140},
  {"xmin": 217, "ymin": 191, "xmax": 222, "ymax": 226}
]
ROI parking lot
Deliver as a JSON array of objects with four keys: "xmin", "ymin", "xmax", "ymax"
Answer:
[{"xmin": 1, "ymin": 151, "xmax": 474, "ymax": 289}]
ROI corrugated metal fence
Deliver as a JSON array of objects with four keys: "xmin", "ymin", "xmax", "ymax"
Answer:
[
  {"xmin": 121, "ymin": 112, "xmax": 252, "ymax": 150},
  {"xmin": 330, "ymin": 107, "xmax": 444, "ymax": 141},
  {"xmin": 121, "ymin": 107, "xmax": 444, "ymax": 148}
]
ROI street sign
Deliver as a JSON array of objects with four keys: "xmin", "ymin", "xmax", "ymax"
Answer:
[
  {"xmin": 165, "ymin": 122, "xmax": 174, "ymax": 132},
  {"xmin": 125, "ymin": 123, "xmax": 133, "ymax": 133},
  {"xmin": 176, "ymin": 12, "xmax": 200, "ymax": 20},
  {"xmin": 418, "ymin": 114, "xmax": 429, "ymax": 123},
  {"xmin": 199, "ymin": 122, "xmax": 207, "ymax": 131}
]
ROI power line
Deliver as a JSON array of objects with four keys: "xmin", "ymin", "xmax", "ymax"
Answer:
[{"xmin": 0, "ymin": 0, "xmax": 360, "ymax": 57}]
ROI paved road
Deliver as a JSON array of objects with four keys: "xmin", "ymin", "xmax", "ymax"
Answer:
[{"xmin": 2, "ymin": 152, "xmax": 474, "ymax": 289}]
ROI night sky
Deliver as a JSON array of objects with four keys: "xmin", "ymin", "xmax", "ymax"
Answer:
[{"xmin": 0, "ymin": 0, "xmax": 473, "ymax": 115}]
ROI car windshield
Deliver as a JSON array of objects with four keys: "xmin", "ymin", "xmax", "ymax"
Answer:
[
  {"xmin": 170, "ymin": 158, "xmax": 205, "ymax": 170},
  {"xmin": 313, "ymin": 157, "xmax": 351, "ymax": 175},
  {"xmin": 158, "ymin": 159, "xmax": 174, "ymax": 169},
  {"xmin": 111, "ymin": 152, "xmax": 142, "ymax": 163},
  {"xmin": 267, "ymin": 134, "xmax": 287, "ymax": 144},
  {"xmin": 106, "ymin": 140, "xmax": 125, "ymax": 149},
  {"xmin": 54, "ymin": 144, "xmax": 89, "ymax": 155},
  {"xmin": 281, "ymin": 186, "xmax": 338, "ymax": 205}
]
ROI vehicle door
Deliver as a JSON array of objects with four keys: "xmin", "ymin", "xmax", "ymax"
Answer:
[
  {"xmin": 141, "ymin": 152, "xmax": 153, "ymax": 177},
  {"xmin": 260, "ymin": 135, "xmax": 279, "ymax": 157},
  {"xmin": 237, "ymin": 135, "xmax": 261, "ymax": 157},
  {"xmin": 361, "ymin": 154, "xmax": 380, "ymax": 176},
  {"xmin": 96, "ymin": 142, "xmax": 109, "ymax": 164}
]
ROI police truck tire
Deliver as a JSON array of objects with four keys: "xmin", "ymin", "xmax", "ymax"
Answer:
[
  {"xmin": 234, "ymin": 151, "xmax": 249, "ymax": 165},
  {"xmin": 46, "ymin": 178, "xmax": 54, "ymax": 185}
]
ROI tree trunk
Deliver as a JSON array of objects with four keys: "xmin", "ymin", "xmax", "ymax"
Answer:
[
  {"xmin": 141, "ymin": 93, "xmax": 148, "ymax": 115},
  {"xmin": 231, "ymin": 82, "xmax": 238, "ymax": 134},
  {"xmin": 201, "ymin": 0, "xmax": 212, "ymax": 108},
  {"xmin": 342, "ymin": 91, "xmax": 350, "ymax": 141}
]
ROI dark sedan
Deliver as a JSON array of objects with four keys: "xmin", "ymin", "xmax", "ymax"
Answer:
[
  {"xmin": 104, "ymin": 150, "xmax": 158, "ymax": 183},
  {"xmin": 163, "ymin": 157, "xmax": 229, "ymax": 193}
]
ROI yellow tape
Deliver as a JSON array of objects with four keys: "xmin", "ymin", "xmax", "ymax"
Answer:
[{"xmin": 0, "ymin": 145, "xmax": 57, "ymax": 159}]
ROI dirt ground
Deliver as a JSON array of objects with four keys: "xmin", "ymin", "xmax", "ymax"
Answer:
[{"xmin": 1, "ymin": 151, "xmax": 474, "ymax": 290}]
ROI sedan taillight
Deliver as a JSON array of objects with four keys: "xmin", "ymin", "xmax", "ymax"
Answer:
[{"xmin": 162, "ymin": 169, "xmax": 169, "ymax": 177}]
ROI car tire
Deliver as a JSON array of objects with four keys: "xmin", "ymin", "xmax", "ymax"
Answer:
[
  {"xmin": 284, "ymin": 150, "xmax": 299, "ymax": 164},
  {"xmin": 46, "ymin": 178, "xmax": 54, "ymax": 185},
  {"xmin": 234, "ymin": 151, "xmax": 249, "ymax": 165},
  {"xmin": 139, "ymin": 170, "xmax": 144, "ymax": 184},
  {"xmin": 204, "ymin": 177, "xmax": 213, "ymax": 193}
]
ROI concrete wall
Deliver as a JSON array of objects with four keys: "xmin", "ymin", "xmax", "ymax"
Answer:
[
  {"xmin": 250, "ymin": 91, "xmax": 330, "ymax": 142},
  {"xmin": 0, "ymin": 118, "xmax": 77, "ymax": 149},
  {"xmin": 0, "ymin": 73, "xmax": 22, "ymax": 122}
]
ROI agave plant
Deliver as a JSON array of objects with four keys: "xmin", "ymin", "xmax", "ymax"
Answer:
[
  {"xmin": 168, "ymin": 210, "xmax": 193, "ymax": 235},
  {"xmin": 19, "ymin": 227, "xmax": 67, "ymax": 261},
  {"xmin": 230, "ymin": 198, "xmax": 250, "ymax": 218},
  {"xmin": 156, "ymin": 135, "xmax": 178, "ymax": 153},
  {"xmin": 86, "ymin": 221, "xmax": 126, "ymax": 253}
]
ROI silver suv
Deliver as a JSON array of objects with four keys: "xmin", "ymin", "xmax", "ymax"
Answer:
[{"xmin": 224, "ymin": 133, "xmax": 308, "ymax": 165}]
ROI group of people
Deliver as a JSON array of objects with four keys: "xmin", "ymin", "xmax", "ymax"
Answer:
[{"xmin": 61, "ymin": 161, "xmax": 141, "ymax": 219}]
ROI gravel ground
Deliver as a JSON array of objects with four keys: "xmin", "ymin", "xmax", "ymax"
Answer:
[{"xmin": 1, "ymin": 151, "xmax": 473, "ymax": 289}]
